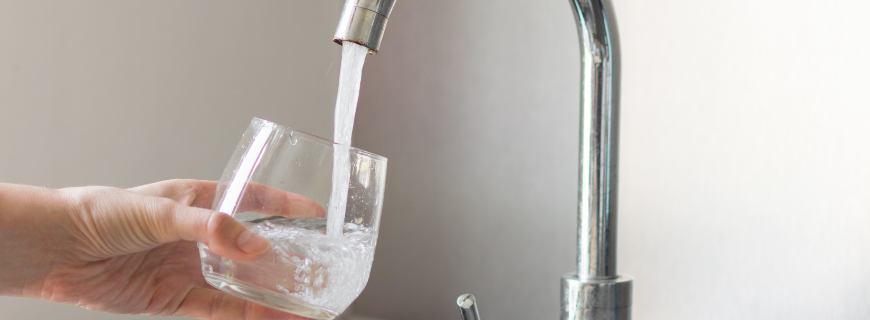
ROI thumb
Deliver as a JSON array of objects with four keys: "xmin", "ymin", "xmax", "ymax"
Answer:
[
  {"xmin": 172, "ymin": 205, "xmax": 272, "ymax": 261},
  {"xmin": 65, "ymin": 187, "xmax": 270, "ymax": 261}
]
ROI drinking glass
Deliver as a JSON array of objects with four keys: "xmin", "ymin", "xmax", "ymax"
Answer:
[{"xmin": 199, "ymin": 117, "xmax": 387, "ymax": 319}]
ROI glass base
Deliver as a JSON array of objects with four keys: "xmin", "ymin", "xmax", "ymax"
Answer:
[{"xmin": 204, "ymin": 271, "xmax": 339, "ymax": 320}]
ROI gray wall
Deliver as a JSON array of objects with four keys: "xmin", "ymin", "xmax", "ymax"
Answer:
[
  {"xmin": 0, "ymin": 1, "xmax": 340, "ymax": 319},
  {"xmin": 353, "ymin": 0, "xmax": 870, "ymax": 319},
  {"xmin": 2, "ymin": 1, "xmax": 870, "ymax": 320}
]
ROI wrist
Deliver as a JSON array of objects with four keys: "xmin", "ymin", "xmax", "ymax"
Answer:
[{"xmin": 0, "ymin": 183, "xmax": 74, "ymax": 297}]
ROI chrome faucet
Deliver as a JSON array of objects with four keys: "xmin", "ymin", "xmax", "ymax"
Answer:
[
  {"xmin": 333, "ymin": 0, "xmax": 632, "ymax": 319},
  {"xmin": 560, "ymin": 0, "xmax": 633, "ymax": 319},
  {"xmin": 333, "ymin": 0, "xmax": 396, "ymax": 54}
]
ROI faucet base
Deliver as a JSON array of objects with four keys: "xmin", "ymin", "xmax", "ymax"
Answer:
[{"xmin": 561, "ymin": 273, "xmax": 632, "ymax": 320}]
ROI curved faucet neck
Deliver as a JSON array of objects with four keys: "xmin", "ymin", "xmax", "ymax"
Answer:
[{"xmin": 562, "ymin": 1, "xmax": 633, "ymax": 319}]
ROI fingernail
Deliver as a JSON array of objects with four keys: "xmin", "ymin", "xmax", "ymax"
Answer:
[{"xmin": 237, "ymin": 230, "xmax": 270, "ymax": 254}]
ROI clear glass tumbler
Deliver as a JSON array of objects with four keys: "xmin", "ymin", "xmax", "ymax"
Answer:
[{"xmin": 199, "ymin": 118, "xmax": 387, "ymax": 319}]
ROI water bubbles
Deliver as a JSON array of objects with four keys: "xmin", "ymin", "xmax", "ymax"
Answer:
[
  {"xmin": 256, "ymin": 219, "xmax": 375, "ymax": 310},
  {"xmin": 204, "ymin": 217, "xmax": 374, "ymax": 314},
  {"xmin": 276, "ymin": 284, "xmax": 291, "ymax": 295},
  {"xmin": 312, "ymin": 268, "xmax": 326, "ymax": 288},
  {"xmin": 345, "ymin": 222, "xmax": 360, "ymax": 232},
  {"xmin": 264, "ymin": 220, "xmax": 277, "ymax": 230}
]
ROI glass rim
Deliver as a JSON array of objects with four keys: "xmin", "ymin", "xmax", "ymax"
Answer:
[{"xmin": 252, "ymin": 117, "xmax": 387, "ymax": 163}]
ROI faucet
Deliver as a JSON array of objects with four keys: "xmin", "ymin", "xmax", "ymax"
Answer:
[
  {"xmin": 560, "ymin": 0, "xmax": 633, "ymax": 319},
  {"xmin": 333, "ymin": 0, "xmax": 632, "ymax": 319},
  {"xmin": 333, "ymin": 0, "xmax": 396, "ymax": 54}
]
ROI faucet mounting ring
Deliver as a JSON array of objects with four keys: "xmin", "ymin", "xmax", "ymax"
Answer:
[{"xmin": 561, "ymin": 273, "xmax": 632, "ymax": 320}]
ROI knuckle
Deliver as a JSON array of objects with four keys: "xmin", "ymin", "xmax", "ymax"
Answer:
[
  {"xmin": 206, "ymin": 211, "xmax": 230, "ymax": 235},
  {"xmin": 60, "ymin": 186, "xmax": 108, "ymax": 210},
  {"xmin": 168, "ymin": 178, "xmax": 196, "ymax": 191},
  {"xmin": 153, "ymin": 199, "xmax": 182, "ymax": 242}
]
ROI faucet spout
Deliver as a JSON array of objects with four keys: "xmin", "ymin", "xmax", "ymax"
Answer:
[
  {"xmin": 334, "ymin": 0, "xmax": 396, "ymax": 54},
  {"xmin": 572, "ymin": 0, "xmax": 620, "ymax": 282},
  {"xmin": 561, "ymin": 0, "xmax": 633, "ymax": 319}
]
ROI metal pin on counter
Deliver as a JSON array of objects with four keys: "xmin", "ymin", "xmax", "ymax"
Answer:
[{"xmin": 457, "ymin": 294, "xmax": 481, "ymax": 320}]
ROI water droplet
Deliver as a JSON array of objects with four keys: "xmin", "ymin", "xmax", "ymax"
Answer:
[{"xmin": 289, "ymin": 131, "xmax": 298, "ymax": 145}]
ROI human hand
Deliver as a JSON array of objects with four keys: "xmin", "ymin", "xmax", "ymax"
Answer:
[{"xmin": 0, "ymin": 179, "xmax": 325, "ymax": 319}]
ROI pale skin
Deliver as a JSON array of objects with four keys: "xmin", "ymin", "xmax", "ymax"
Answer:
[{"xmin": 0, "ymin": 179, "xmax": 326, "ymax": 319}]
